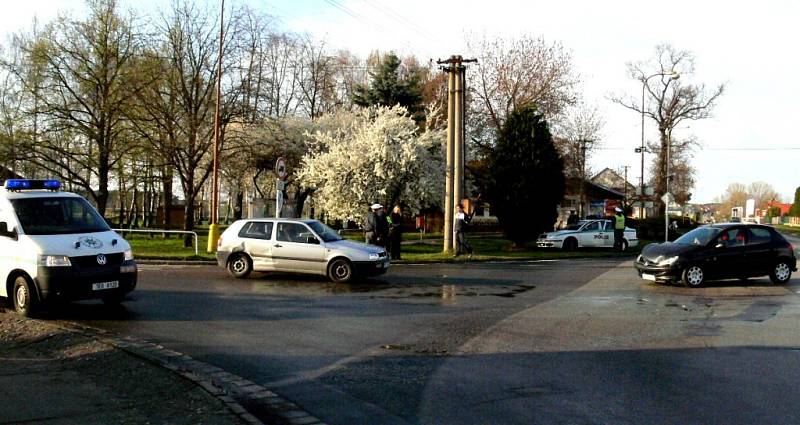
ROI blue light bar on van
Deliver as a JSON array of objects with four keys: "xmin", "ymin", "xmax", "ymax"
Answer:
[{"xmin": 4, "ymin": 179, "xmax": 61, "ymax": 191}]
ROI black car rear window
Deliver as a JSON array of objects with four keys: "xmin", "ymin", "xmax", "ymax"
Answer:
[{"xmin": 748, "ymin": 227, "xmax": 772, "ymax": 245}]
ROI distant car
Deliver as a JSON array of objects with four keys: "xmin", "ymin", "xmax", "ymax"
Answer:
[
  {"xmin": 216, "ymin": 218, "xmax": 389, "ymax": 283},
  {"xmin": 537, "ymin": 219, "xmax": 638, "ymax": 251},
  {"xmin": 634, "ymin": 223, "xmax": 797, "ymax": 287}
]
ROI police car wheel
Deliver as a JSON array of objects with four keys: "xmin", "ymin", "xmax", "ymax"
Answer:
[
  {"xmin": 13, "ymin": 276, "xmax": 37, "ymax": 317},
  {"xmin": 227, "ymin": 253, "xmax": 252, "ymax": 279}
]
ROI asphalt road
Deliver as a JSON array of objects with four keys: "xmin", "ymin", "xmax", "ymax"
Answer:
[{"xmin": 54, "ymin": 250, "xmax": 800, "ymax": 425}]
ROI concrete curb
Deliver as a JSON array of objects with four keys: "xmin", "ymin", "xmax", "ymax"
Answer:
[{"xmin": 54, "ymin": 320, "xmax": 327, "ymax": 425}]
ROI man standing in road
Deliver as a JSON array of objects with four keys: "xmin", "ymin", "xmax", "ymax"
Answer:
[
  {"xmin": 613, "ymin": 207, "xmax": 625, "ymax": 251},
  {"xmin": 364, "ymin": 204, "xmax": 381, "ymax": 245}
]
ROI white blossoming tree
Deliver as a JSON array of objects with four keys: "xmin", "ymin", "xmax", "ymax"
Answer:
[{"xmin": 298, "ymin": 105, "xmax": 444, "ymax": 222}]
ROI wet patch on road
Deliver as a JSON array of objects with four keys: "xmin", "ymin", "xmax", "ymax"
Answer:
[
  {"xmin": 642, "ymin": 279, "xmax": 793, "ymax": 298},
  {"xmin": 368, "ymin": 284, "xmax": 537, "ymax": 301}
]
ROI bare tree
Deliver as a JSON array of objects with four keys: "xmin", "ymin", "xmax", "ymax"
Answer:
[
  {"xmin": 13, "ymin": 0, "xmax": 142, "ymax": 215},
  {"xmin": 717, "ymin": 183, "xmax": 748, "ymax": 218},
  {"xmin": 612, "ymin": 44, "xmax": 724, "ymax": 213},
  {"xmin": 748, "ymin": 181, "xmax": 780, "ymax": 210},
  {"xmin": 467, "ymin": 34, "xmax": 580, "ymax": 152},
  {"xmin": 135, "ymin": 0, "xmax": 237, "ymax": 244},
  {"xmin": 552, "ymin": 102, "xmax": 605, "ymax": 178}
]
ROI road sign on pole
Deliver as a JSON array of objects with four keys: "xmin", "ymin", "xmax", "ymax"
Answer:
[{"xmin": 276, "ymin": 157, "xmax": 287, "ymax": 179}]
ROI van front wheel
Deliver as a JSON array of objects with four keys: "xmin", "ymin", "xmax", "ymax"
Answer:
[{"xmin": 13, "ymin": 276, "xmax": 38, "ymax": 317}]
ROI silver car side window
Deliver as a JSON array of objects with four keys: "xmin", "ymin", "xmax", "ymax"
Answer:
[
  {"xmin": 238, "ymin": 221, "xmax": 274, "ymax": 240},
  {"xmin": 277, "ymin": 222, "xmax": 312, "ymax": 243}
]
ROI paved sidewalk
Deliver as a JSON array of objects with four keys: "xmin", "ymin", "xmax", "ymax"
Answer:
[{"xmin": 0, "ymin": 310, "xmax": 246, "ymax": 424}]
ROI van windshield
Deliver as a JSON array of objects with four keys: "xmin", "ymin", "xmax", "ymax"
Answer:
[{"xmin": 10, "ymin": 197, "xmax": 110, "ymax": 235}]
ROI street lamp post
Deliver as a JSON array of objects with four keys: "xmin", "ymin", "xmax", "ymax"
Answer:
[{"xmin": 638, "ymin": 71, "xmax": 679, "ymax": 220}]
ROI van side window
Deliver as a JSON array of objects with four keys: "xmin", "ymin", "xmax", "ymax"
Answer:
[{"xmin": 238, "ymin": 222, "xmax": 273, "ymax": 240}]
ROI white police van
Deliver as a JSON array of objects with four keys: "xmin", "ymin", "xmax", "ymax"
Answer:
[{"xmin": 0, "ymin": 179, "xmax": 137, "ymax": 316}]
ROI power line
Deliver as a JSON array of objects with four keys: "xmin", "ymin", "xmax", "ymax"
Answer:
[
  {"xmin": 596, "ymin": 146, "xmax": 800, "ymax": 151},
  {"xmin": 357, "ymin": 0, "xmax": 438, "ymax": 44},
  {"xmin": 321, "ymin": 0, "xmax": 417, "ymax": 53}
]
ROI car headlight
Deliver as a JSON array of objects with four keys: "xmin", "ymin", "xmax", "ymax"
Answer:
[
  {"xmin": 124, "ymin": 249, "xmax": 134, "ymax": 261},
  {"xmin": 656, "ymin": 256, "xmax": 678, "ymax": 266},
  {"xmin": 369, "ymin": 253, "xmax": 380, "ymax": 260},
  {"xmin": 38, "ymin": 255, "xmax": 72, "ymax": 267}
]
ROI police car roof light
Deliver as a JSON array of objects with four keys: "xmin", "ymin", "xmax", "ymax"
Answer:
[{"xmin": 4, "ymin": 179, "xmax": 61, "ymax": 191}]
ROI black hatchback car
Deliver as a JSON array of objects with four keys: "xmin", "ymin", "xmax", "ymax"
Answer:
[{"xmin": 634, "ymin": 223, "xmax": 797, "ymax": 287}]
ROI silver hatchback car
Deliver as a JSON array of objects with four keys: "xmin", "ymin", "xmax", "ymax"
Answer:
[{"xmin": 216, "ymin": 218, "xmax": 389, "ymax": 283}]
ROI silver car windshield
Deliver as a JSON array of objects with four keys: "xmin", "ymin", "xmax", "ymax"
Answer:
[{"xmin": 308, "ymin": 221, "xmax": 343, "ymax": 242}]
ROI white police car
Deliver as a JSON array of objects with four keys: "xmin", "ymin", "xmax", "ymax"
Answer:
[
  {"xmin": 537, "ymin": 219, "xmax": 639, "ymax": 251},
  {"xmin": 0, "ymin": 179, "xmax": 137, "ymax": 316}
]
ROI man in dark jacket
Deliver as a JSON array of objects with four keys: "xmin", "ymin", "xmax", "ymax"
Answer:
[
  {"xmin": 388, "ymin": 205, "xmax": 403, "ymax": 259},
  {"xmin": 454, "ymin": 204, "xmax": 474, "ymax": 258},
  {"xmin": 364, "ymin": 204, "xmax": 381, "ymax": 245},
  {"xmin": 375, "ymin": 205, "xmax": 389, "ymax": 247}
]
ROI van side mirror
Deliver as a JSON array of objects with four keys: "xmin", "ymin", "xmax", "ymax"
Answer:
[{"xmin": 0, "ymin": 222, "xmax": 17, "ymax": 240}]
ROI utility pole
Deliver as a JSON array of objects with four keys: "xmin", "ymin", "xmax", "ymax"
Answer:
[
  {"xmin": 437, "ymin": 55, "xmax": 477, "ymax": 253},
  {"xmin": 579, "ymin": 139, "xmax": 592, "ymax": 218},
  {"xmin": 622, "ymin": 165, "xmax": 630, "ymax": 208},
  {"xmin": 207, "ymin": 0, "xmax": 224, "ymax": 253}
]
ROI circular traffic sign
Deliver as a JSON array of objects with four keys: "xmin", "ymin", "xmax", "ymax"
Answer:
[{"xmin": 276, "ymin": 157, "xmax": 287, "ymax": 179}]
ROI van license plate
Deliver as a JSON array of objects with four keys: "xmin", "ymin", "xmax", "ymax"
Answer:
[
  {"xmin": 93, "ymin": 281, "xmax": 119, "ymax": 290},
  {"xmin": 641, "ymin": 274, "xmax": 656, "ymax": 282}
]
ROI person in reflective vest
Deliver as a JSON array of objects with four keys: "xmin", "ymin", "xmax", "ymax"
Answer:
[{"xmin": 613, "ymin": 207, "xmax": 626, "ymax": 251}]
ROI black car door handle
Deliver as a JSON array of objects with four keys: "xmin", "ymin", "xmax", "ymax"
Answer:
[{"xmin": 274, "ymin": 244, "xmax": 283, "ymax": 248}]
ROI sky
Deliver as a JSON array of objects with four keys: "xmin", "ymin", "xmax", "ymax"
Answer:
[{"xmin": 3, "ymin": 0, "xmax": 799, "ymax": 204}]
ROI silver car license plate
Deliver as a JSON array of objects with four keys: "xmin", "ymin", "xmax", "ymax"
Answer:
[{"xmin": 641, "ymin": 274, "xmax": 656, "ymax": 282}]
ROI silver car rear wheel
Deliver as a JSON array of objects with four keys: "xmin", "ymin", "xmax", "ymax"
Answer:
[{"xmin": 227, "ymin": 253, "xmax": 252, "ymax": 279}]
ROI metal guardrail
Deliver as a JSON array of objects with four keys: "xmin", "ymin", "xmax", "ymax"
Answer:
[{"xmin": 112, "ymin": 229, "xmax": 199, "ymax": 256}]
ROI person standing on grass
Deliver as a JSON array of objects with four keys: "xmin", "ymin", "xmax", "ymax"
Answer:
[
  {"xmin": 388, "ymin": 205, "xmax": 403, "ymax": 260},
  {"xmin": 454, "ymin": 204, "xmax": 474, "ymax": 258},
  {"xmin": 376, "ymin": 205, "xmax": 389, "ymax": 247},
  {"xmin": 364, "ymin": 204, "xmax": 381, "ymax": 245}
]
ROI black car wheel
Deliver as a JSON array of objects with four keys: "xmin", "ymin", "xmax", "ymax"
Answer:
[
  {"xmin": 227, "ymin": 253, "xmax": 253, "ymax": 279},
  {"xmin": 328, "ymin": 258, "xmax": 354, "ymax": 283},
  {"xmin": 13, "ymin": 276, "xmax": 38, "ymax": 317},
  {"xmin": 682, "ymin": 265, "xmax": 705, "ymax": 288},
  {"xmin": 563, "ymin": 238, "xmax": 577, "ymax": 251},
  {"xmin": 770, "ymin": 261, "xmax": 793, "ymax": 285}
]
